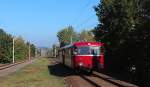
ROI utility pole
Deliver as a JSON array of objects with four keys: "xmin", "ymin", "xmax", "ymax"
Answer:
[
  {"xmin": 55, "ymin": 46, "xmax": 57, "ymax": 57},
  {"xmin": 13, "ymin": 37, "xmax": 15, "ymax": 63},
  {"xmin": 70, "ymin": 35, "xmax": 72, "ymax": 43},
  {"xmin": 28, "ymin": 44, "xmax": 31, "ymax": 60}
]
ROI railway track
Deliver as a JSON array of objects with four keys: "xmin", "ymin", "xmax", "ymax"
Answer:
[
  {"xmin": 78, "ymin": 72, "xmax": 138, "ymax": 87},
  {"xmin": 92, "ymin": 72, "xmax": 138, "ymax": 87},
  {"xmin": 49, "ymin": 58, "xmax": 139, "ymax": 87},
  {"xmin": 0, "ymin": 64, "xmax": 7, "ymax": 67},
  {"xmin": 0, "ymin": 60, "xmax": 29, "ymax": 70}
]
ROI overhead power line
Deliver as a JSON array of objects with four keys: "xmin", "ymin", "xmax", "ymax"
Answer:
[
  {"xmin": 75, "ymin": 14, "xmax": 95, "ymax": 29},
  {"xmin": 71, "ymin": 0, "xmax": 98, "ymax": 30},
  {"xmin": 71, "ymin": 0, "xmax": 93, "ymax": 25}
]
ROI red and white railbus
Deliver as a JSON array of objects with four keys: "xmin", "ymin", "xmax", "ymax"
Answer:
[{"xmin": 58, "ymin": 42, "xmax": 104, "ymax": 73}]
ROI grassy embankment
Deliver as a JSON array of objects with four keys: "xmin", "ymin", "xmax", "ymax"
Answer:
[{"xmin": 0, "ymin": 58, "xmax": 66, "ymax": 87}]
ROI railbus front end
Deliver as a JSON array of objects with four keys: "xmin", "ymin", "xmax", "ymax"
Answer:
[
  {"xmin": 73, "ymin": 42, "xmax": 104, "ymax": 73},
  {"xmin": 58, "ymin": 42, "xmax": 104, "ymax": 74}
]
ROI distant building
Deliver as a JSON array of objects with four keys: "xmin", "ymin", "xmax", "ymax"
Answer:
[{"xmin": 36, "ymin": 47, "xmax": 50, "ymax": 57}]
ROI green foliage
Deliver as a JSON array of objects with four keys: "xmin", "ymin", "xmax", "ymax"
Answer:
[
  {"xmin": 94, "ymin": 0, "xmax": 138, "ymax": 49},
  {"xmin": 30, "ymin": 44, "xmax": 36, "ymax": 57},
  {"xmin": 94, "ymin": 0, "xmax": 150, "ymax": 85},
  {"xmin": 79, "ymin": 30, "xmax": 95, "ymax": 42},
  {"xmin": 14, "ymin": 36, "xmax": 28, "ymax": 60},
  {"xmin": 0, "ymin": 29, "xmax": 13, "ymax": 63},
  {"xmin": 0, "ymin": 29, "xmax": 36, "ymax": 63},
  {"xmin": 57, "ymin": 26, "xmax": 97, "ymax": 47},
  {"xmin": 94, "ymin": 0, "xmax": 139, "ymax": 69},
  {"xmin": 57, "ymin": 26, "xmax": 79, "ymax": 47}
]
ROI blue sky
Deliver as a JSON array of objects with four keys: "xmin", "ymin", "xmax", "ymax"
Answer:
[{"xmin": 0, "ymin": 0, "xmax": 99, "ymax": 47}]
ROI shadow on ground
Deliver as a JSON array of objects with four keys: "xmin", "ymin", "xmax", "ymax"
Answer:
[
  {"xmin": 48, "ymin": 63, "xmax": 75, "ymax": 77},
  {"xmin": 48, "ymin": 63, "xmax": 102, "ymax": 87}
]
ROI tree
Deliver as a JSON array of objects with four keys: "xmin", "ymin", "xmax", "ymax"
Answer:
[
  {"xmin": 94, "ymin": 0, "xmax": 150, "ymax": 86},
  {"xmin": 0, "ymin": 29, "xmax": 36, "ymax": 63},
  {"xmin": 134, "ymin": 0, "xmax": 150, "ymax": 85},
  {"xmin": 94, "ymin": 0, "xmax": 140, "ymax": 74},
  {"xmin": 30, "ymin": 44, "xmax": 36, "ymax": 57},
  {"xmin": 14, "ymin": 36, "xmax": 28, "ymax": 61},
  {"xmin": 79, "ymin": 30, "xmax": 95, "ymax": 42},
  {"xmin": 0, "ymin": 29, "xmax": 13, "ymax": 63},
  {"xmin": 57, "ymin": 26, "xmax": 79, "ymax": 47},
  {"xmin": 94, "ymin": 0, "xmax": 139, "ymax": 49}
]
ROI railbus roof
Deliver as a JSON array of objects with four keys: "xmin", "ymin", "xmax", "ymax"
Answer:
[
  {"xmin": 73, "ymin": 42, "xmax": 104, "ymax": 47},
  {"xmin": 59, "ymin": 42, "xmax": 104, "ymax": 50}
]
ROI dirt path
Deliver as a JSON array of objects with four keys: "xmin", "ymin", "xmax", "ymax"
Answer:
[{"xmin": 0, "ymin": 59, "xmax": 37, "ymax": 77}]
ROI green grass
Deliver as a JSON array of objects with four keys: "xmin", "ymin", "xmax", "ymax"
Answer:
[{"xmin": 0, "ymin": 58, "xmax": 66, "ymax": 87}]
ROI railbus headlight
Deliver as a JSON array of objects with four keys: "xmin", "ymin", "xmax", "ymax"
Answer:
[{"xmin": 79, "ymin": 62, "xmax": 83, "ymax": 66}]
